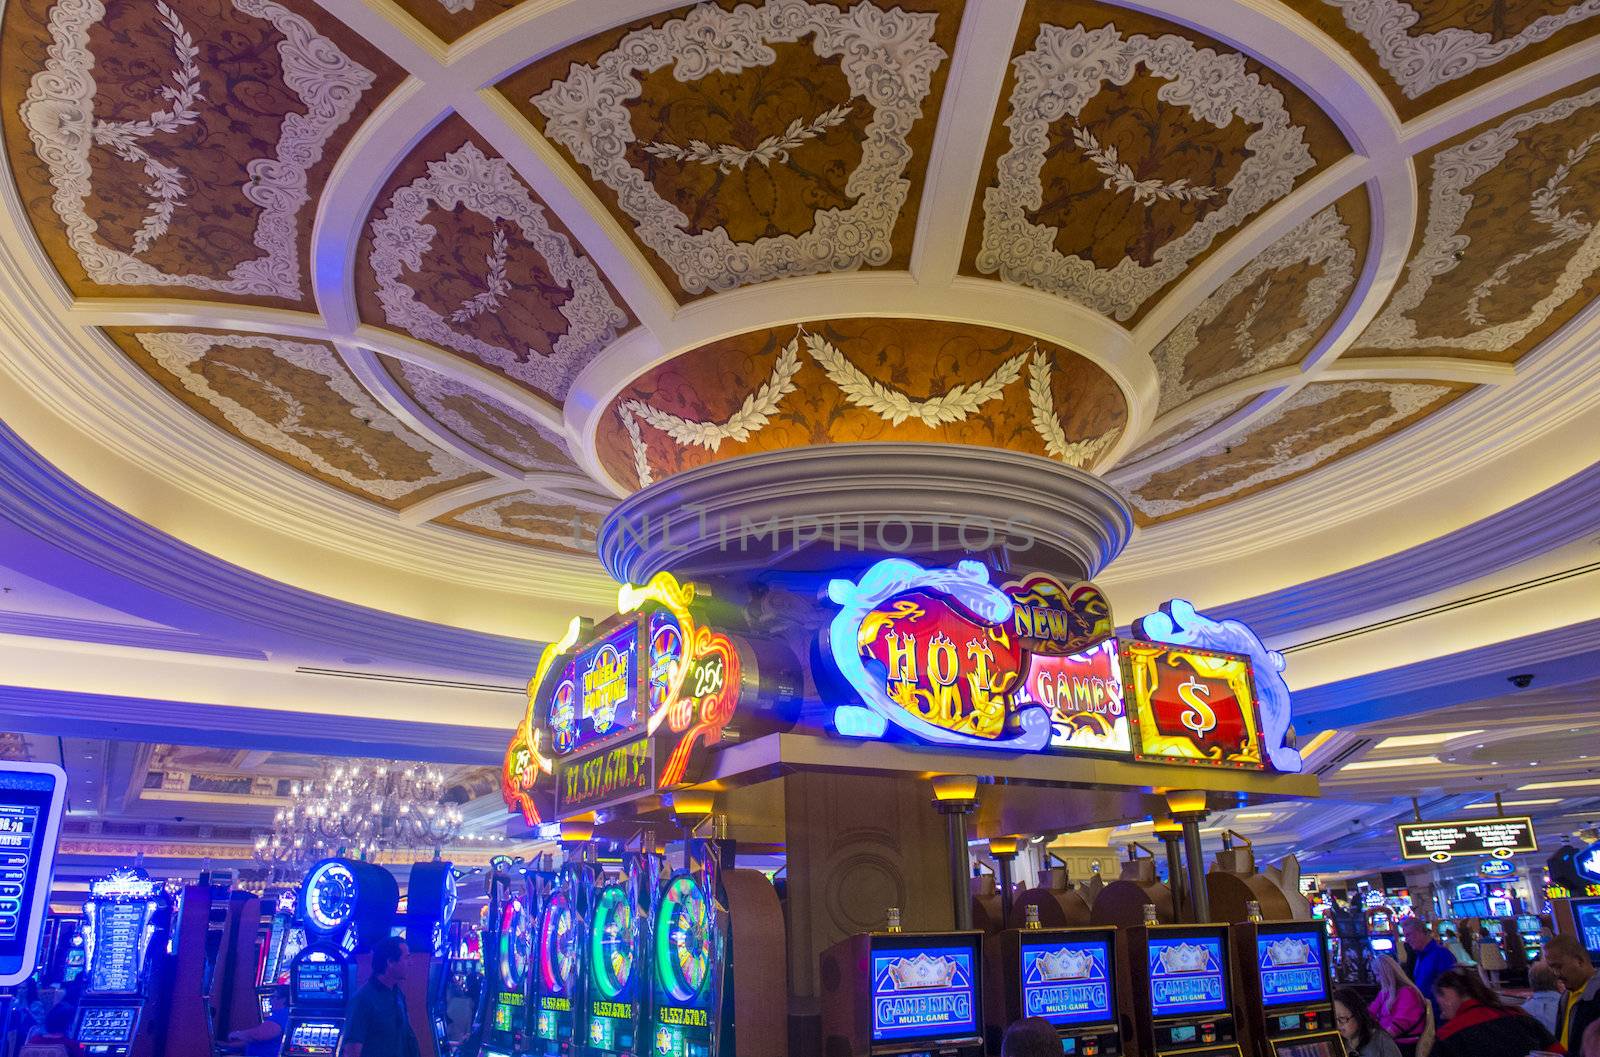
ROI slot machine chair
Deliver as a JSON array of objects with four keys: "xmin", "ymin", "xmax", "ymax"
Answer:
[{"xmin": 1091, "ymin": 859, "xmax": 1176, "ymax": 929}]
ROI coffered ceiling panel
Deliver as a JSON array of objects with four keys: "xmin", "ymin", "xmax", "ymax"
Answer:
[
  {"xmin": 103, "ymin": 328, "xmax": 487, "ymax": 508},
  {"xmin": 1120, "ymin": 380, "xmax": 1472, "ymax": 525},
  {"xmin": 356, "ymin": 116, "xmax": 635, "ymax": 404},
  {"xmin": 1151, "ymin": 188, "xmax": 1370, "ymax": 415},
  {"xmin": 495, "ymin": 0, "xmax": 962, "ymax": 302},
  {"xmin": 594, "ymin": 317, "xmax": 1128, "ymax": 490},
  {"xmin": 1, "ymin": 0, "xmax": 402, "ymax": 309},
  {"xmin": 960, "ymin": 1, "xmax": 1352, "ymax": 324},
  {"xmin": 1284, "ymin": 0, "xmax": 1600, "ymax": 121},
  {"xmin": 1352, "ymin": 75, "xmax": 1600, "ymax": 363},
  {"xmin": 433, "ymin": 490, "xmax": 604, "ymax": 555},
  {"xmin": 387, "ymin": 0, "xmax": 522, "ymax": 44},
  {"xmin": 1117, "ymin": 394, "xmax": 1261, "ymax": 468},
  {"xmin": 376, "ymin": 355, "xmax": 581, "ymax": 476}
]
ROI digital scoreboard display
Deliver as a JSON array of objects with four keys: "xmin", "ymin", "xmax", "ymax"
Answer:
[
  {"xmin": 1148, "ymin": 934, "xmax": 1229, "ymax": 1017},
  {"xmin": 1018, "ymin": 936, "xmax": 1114, "ymax": 1026},
  {"xmin": 1572, "ymin": 898, "xmax": 1600, "ymax": 961},
  {"xmin": 869, "ymin": 936, "xmax": 981, "ymax": 1044},
  {"xmin": 0, "ymin": 766, "xmax": 66, "ymax": 986},
  {"xmin": 1256, "ymin": 928, "xmax": 1329, "ymax": 1008}
]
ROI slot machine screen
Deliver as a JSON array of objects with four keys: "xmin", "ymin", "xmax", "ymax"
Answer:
[
  {"xmin": 0, "ymin": 768, "xmax": 65, "ymax": 981},
  {"xmin": 1017, "ymin": 934, "xmax": 1115, "ymax": 1027},
  {"xmin": 1148, "ymin": 933, "xmax": 1229, "ymax": 1018},
  {"xmin": 1272, "ymin": 1040, "xmax": 1343, "ymax": 1057},
  {"xmin": 1572, "ymin": 898, "xmax": 1600, "ymax": 963},
  {"xmin": 1516, "ymin": 915, "xmax": 1541, "ymax": 933},
  {"xmin": 293, "ymin": 959, "xmax": 346, "ymax": 1005},
  {"xmin": 275, "ymin": 928, "xmax": 306, "ymax": 985},
  {"xmin": 868, "ymin": 934, "xmax": 981, "ymax": 1045},
  {"xmin": 258, "ymin": 995, "xmax": 275, "ymax": 1020},
  {"xmin": 1256, "ymin": 927, "xmax": 1329, "ymax": 1008},
  {"xmin": 74, "ymin": 1007, "xmax": 137, "ymax": 1043}
]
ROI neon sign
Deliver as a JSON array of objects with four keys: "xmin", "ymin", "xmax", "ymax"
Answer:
[
  {"xmin": 1002, "ymin": 574, "xmax": 1113, "ymax": 656},
  {"xmin": 826, "ymin": 559, "xmax": 1051, "ymax": 750},
  {"xmin": 503, "ymin": 573, "xmax": 750, "ymax": 823},
  {"xmin": 1125, "ymin": 640, "xmax": 1264, "ymax": 770},
  {"xmin": 1018, "ymin": 638, "xmax": 1130, "ymax": 755}
]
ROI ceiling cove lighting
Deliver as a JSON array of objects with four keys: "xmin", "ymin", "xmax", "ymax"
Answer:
[
  {"xmin": 1340, "ymin": 755, "xmax": 1442, "ymax": 772},
  {"xmin": 1519, "ymin": 778, "xmax": 1600, "ymax": 792},
  {"xmin": 1463, "ymin": 798, "xmax": 1562, "ymax": 808},
  {"xmin": 1375, "ymin": 730, "xmax": 1485, "ymax": 749}
]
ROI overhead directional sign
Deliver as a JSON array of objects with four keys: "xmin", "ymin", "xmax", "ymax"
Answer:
[{"xmin": 1396, "ymin": 816, "xmax": 1537, "ymax": 863}]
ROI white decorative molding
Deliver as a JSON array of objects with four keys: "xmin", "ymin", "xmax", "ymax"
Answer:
[
  {"xmin": 974, "ymin": 22, "xmax": 1315, "ymax": 321},
  {"xmin": 1357, "ymin": 84, "xmax": 1600, "ymax": 355},
  {"xmin": 20, "ymin": 0, "xmax": 377, "ymax": 299},
  {"xmin": 1152, "ymin": 204, "xmax": 1358, "ymax": 414},
  {"xmin": 530, "ymin": 0, "xmax": 946, "ymax": 295},
  {"xmin": 1324, "ymin": 0, "xmax": 1600, "ymax": 100},
  {"xmin": 367, "ymin": 140, "xmax": 629, "ymax": 398}
]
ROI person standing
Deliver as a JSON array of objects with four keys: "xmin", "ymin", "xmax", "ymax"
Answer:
[
  {"xmin": 1429, "ymin": 966, "xmax": 1561, "ymax": 1057},
  {"xmin": 344, "ymin": 938, "xmax": 419, "ymax": 1057},
  {"xmin": 1547, "ymin": 934, "xmax": 1600, "ymax": 1053},
  {"xmin": 1402, "ymin": 917, "xmax": 1457, "ymax": 1018},
  {"xmin": 1523, "ymin": 961, "xmax": 1566, "ymax": 1036}
]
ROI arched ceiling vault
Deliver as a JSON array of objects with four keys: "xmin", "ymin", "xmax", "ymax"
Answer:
[{"xmin": 2, "ymin": 0, "xmax": 1599, "ymax": 630}]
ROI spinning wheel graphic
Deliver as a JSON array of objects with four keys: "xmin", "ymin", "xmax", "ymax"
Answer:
[
  {"xmin": 655, "ymin": 876, "xmax": 713, "ymax": 1003},
  {"xmin": 538, "ymin": 893, "xmax": 580, "ymax": 995},
  {"xmin": 499, "ymin": 898, "xmax": 530, "ymax": 990},
  {"xmin": 590, "ymin": 885, "xmax": 635, "ymax": 999}
]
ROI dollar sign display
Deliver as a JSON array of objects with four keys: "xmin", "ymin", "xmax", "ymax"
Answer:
[{"xmin": 1177, "ymin": 676, "xmax": 1216, "ymax": 740}]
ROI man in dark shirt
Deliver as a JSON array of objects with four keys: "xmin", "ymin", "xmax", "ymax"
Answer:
[{"xmin": 344, "ymin": 937, "xmax": 419, "ymax": 1057}]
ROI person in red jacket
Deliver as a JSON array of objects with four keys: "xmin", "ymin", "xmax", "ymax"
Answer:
[{"xmin": 1431, "ymin": 965, "xmax": 1564, "ymax": 1057}]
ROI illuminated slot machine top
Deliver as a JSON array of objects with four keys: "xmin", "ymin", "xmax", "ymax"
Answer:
[
  {"xmin": 1232, "ymin": 921, "xmax": 1341, "ymax": 1057},
  {"xmin": 1570, "ymin": 897, "xmax": 1600, "ymax": 966},
  {"xmin": 71, "ymin": 868, "xmax": 170, "ymax": 1057},
  {"xmin": 1126, "ymin": 923, "xmax": 1242, "ymax": 1057},
  {"xmin": 821, "ymin": 927, "xmax": 985, "ymax": 1057},
  {"xmin": 995, "ymin": 924, "xmax": 1124, "ymax": 1057}
]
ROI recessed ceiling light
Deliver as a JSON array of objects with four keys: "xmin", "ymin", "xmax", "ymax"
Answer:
[
  {"xmin": 1464, "ymin": 798, "xmax": 1561, "ymax": 808},
  {"xmin": 1376, "ymin": 730, "xmax": 1484, "ymax": 750}
]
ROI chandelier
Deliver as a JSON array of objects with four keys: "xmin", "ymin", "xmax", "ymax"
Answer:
[{"xmin": 254, "ymin": 759, "xmax": 466, "ymax": 878}]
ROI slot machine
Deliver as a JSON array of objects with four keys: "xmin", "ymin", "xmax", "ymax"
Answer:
[
  {"xmin": 71, "ymin": 867, "xmax": 172, "ymax": 1057},
  {"xmin": 587, "ymin": 851, "xmax": 659, "ymax": 1057},
  {"xmin": 256, "ymin": 891, "xmax": 303, "ymax": 1020},
  {"xmin": 1363, "ymin": 907, "xmax": 1396, "ymax": 959},
  {"xmin": 1516, "ymin": 914, "xmax": 1545, "ymax": 963},
  {"xmin": 1232, "ymin": 921, "xmax": 1340, "ymax": 1057},
  {"xmin": 1567, "ymin": 896, "xmax": 1600, "ymax": 965},
  {"xmin": 531, "ymin": 858, "xmax": 597, "ymax": 1055},
  {"xmin": 820, "ymin": 925, "xmax": 985, "ymax": 1057},
  {"xmin": 990, "ymin": 920, "xmax": 1125, "ymax": 1057},
  {"xmin": 1125, "ymin": 922, "xmax": 1242, "ymax": 1057},
  {"xmin": 403, "ymin": 861, "xmax": 460, "ymax": 1057},
  {"xmin": 483, "ymin": 865, "xmax": 539, "ymax": 1057},
  {"xmin": 281, "ymin": 858, "xmax": 399, "ymax": 1057}
]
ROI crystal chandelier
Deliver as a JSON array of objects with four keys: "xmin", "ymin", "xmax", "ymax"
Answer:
[{"xmin": 254, "ymin": 759, "xmax": 466, "ymax": 877}]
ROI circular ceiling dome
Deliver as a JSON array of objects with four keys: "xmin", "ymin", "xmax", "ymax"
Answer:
[{"xmin": 1, "ymin": 0, "xmax": 1597, "ymax": 630}]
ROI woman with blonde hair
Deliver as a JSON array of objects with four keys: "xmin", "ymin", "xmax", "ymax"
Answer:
[{"xmin": 1370, "ymin": 954, "xmax": 1430, "ymax": 1057}]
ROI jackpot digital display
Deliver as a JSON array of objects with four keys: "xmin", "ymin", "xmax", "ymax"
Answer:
[
  {"xmin": 1148, "ymin": 935, "xmax": 1228, "ymax": 1018},
  {"xmin": 549, "ymin": 624, "xmax": 642, "ymax": 756},
  {"xmin": 1573, "ymin": 899, "xmax": 1600, "ymax": 959},
  {"xmin": 1018, "ymin": 937, "xmax": 1114, "ymax": 1026},
  {"xmin": 0, "ymin": 767, "xmax": 64, "ymax": 983},
  {"xmin": 1256, "ymin": 930, "xmax": 1328, "ymax": 1008},
  {"xmin": 292, "ymin": 959, "xmax": 347, "ymax": 1005},
  {"xmin": 869, "ymin": 938, "xmax": 980, "ymax": 1044}
]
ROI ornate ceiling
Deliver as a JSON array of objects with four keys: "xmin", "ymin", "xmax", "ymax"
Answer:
[{"xmin": 1, "ymin": 0, "xmax": 1598, "ymax": 615}]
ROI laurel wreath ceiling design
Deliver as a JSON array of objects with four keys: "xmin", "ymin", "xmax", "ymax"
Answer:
[{"xmin": 1, "ymin": 0, "xmax": 1598, "ymax": 575}]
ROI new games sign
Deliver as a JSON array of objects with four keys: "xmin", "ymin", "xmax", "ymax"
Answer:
[{"xmin": 825, "ymin": 559, "xmax": 1118, "ymax": 753}]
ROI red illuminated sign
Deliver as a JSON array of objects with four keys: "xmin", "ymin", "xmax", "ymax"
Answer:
[{"xmin": 1124, "ymin": 640, "xmax": 1264, "ymax": 770}]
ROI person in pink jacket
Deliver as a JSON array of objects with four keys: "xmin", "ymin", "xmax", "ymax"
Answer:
[{"xmin": 1370, "ymin": 955, "xmax": 1430, "ymax": 1055}]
